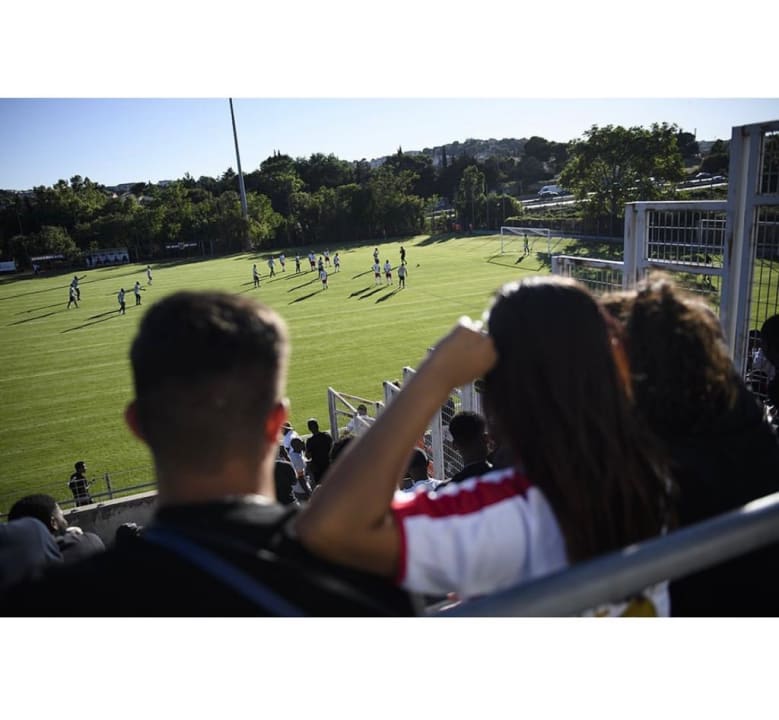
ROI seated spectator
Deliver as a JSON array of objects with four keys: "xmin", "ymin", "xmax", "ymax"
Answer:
[
  {"xmin": 602, "ymin": 275, "xmax": 779, "ymax": 616},
  {"xmin": 296, "ymin": 276, "xmax": 671, "ymax": 615},
  {"xmin": 8, "ymin": 494, "xmax": 105, "ymax": 564},
  {"xmin": 398, "ymin": 448, "xmax": 441, "ymax": 493},
  {"xmin": 759, "ymin": 314, "xmax": 779, "ymax": 413},
  {"xmin": 1, "ymin": 291, "xmax": 417, "ymax": 617},
  {"xmin": 438, "ymin": 411, "xmax": 492, "ymax": 488},
  {"xmin": 0, "ymin": 518, "xmax": 62, "ymax": 593},
  {"xmin": 345, "ymin": 404, "xmax": 374, "ymax": 437}
]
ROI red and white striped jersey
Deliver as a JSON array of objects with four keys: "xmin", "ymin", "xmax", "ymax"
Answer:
[{"xmin": 390, "ymin": 466, "xmax": 669, "ymax": 615}]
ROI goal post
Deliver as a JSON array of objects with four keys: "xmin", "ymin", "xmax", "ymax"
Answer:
[{"xmin": 500, "ymin": 226, "xmax": 552, "ymax": 257}]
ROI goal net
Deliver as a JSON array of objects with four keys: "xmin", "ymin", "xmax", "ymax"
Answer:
[{"xmin": 500, "ymin": 226, "xmax": 552, "ymax": 256}]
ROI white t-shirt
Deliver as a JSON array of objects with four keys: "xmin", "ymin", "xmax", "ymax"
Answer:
[
  {"xmin": 346, "ymin": 413, "xmax": 374, "ymax": 436},
  {"xmin": 390, "ymin": 466, "xmax": 669, "ymax": 615}
]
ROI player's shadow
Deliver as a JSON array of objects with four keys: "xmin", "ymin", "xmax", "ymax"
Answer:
[
  {"xmin": 15, "ymin": 302, "xmax": 64, "ymax": 315},
  {"xmin": 357, "ymin": 288, "xmax": 384, "ymax": 300},
  {"xmin": 8, "ymin": 310, "xmax": 66, "ymax": 325},
  {"xmin": 348, "ymin": 287, "xmax": 371, "ymax": 298},
  {"xmin": 288, "ymin": 278, "xmax": 319, "ymax": 292},
  {"xmin": 351, "ymin": 270, "xmax": 373, "ymax": 279},
  {"xmin": 375, "ymin": 289, "xmax": 400, "ymax": 303},
  {"xmin": 61, "ymin": 313, "xmax": 123, "ymax": 333},
  {"xmin": 288, "ymin": 291, "xmax": 322, "ymax": 304}
]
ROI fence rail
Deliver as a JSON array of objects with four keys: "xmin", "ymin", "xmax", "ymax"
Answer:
[{"xmin": 435, "ymin": 491, "xmax": 779, "ymax": 616}]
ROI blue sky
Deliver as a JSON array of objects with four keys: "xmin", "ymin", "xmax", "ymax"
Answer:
[{"xmin": 2, "ymin": 98, "xmax": 778, "ymax": 191}]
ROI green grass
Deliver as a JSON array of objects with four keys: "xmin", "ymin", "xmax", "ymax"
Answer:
[
  {"xmin": 0, "ymin": 232, "xmax": 570, "ymax": 511},
  {"xmin": 3, "ymin": 231, "xmax": 776, "ymax": 513}
]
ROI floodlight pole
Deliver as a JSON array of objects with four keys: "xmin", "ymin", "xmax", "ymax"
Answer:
[{"xmin": 229, "ymin": 98, "xmax": 251, "ymax": 251}]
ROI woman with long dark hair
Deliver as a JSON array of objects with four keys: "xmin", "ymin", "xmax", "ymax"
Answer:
[{"xmin": 296, "ymin": 276, "xmax": 671, "ymax": 613}]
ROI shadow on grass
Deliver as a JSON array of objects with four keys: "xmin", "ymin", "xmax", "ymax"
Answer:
[
  {"xmin": 289, "ymin": 290, "xmax": 322, "ymax": 304},
  {"xmin": 288, "ymin": 278, "xmax": 320, "ymax": 292},
  {"xmin": 358, "ymin": 288, "xmax": 384, "ymax": 300},
  {"xmin": 15, "ymin": 302, "xmax": 65, "ymax": 315},
  {"xmin": 8, "ymin": 310, "xmax": 67, "ymax": 325},
  {"xmin": 351, "ymin": 270, "xmax": 373, "ymax": 279},
  {"xmin": 349, "ymin": 287, "xmax": 371, "ymax": 298},
  {"xmin": 61, "ymin": 312, "xmax": 126, "ymax": 333},
  {"xmin": 375, "ymin": 288, "xmax": 400, "ymax": 303}
]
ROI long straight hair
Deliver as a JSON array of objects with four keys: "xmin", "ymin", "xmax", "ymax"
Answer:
[{"xmin": 483, "ymin": 276, "xmax": 669, "ymax": 563}]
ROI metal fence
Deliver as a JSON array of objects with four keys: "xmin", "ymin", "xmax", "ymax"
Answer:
[
  {"xmin": 0, "ymin": 464, "xmax": 155, "ymax": 520},
  {"xmin": 434, "ymin": 490, "xmax": 779, "ymax": 616}
]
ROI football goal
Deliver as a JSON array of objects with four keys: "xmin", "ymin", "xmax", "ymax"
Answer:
[{"xmin": 500, "ymin": 226, "xmax": 552, "ymax": 257}]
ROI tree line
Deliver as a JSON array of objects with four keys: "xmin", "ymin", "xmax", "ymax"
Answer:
[{"xmin": 0, "ymin": 124, "xmax": 716, "ymax": 267}]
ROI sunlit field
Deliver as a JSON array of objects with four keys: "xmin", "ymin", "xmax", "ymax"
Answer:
[{"xmin": 0, "ymin": 232, "xmax": 578, "ymax": 510}]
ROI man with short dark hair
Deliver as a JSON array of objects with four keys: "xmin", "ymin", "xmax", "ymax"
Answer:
[
  {"xmin": 438, "ymin": 411, "xmax": 493, "ymax": 488},
  {"xmin": 399, "ymin": 448, "xmax": 440, "ymax": 493},
  {"xmin": 1, "ymin": 292, "xmax": 415, "ymax": 616},
  {"xmin": 8, "ymin": 494, "xmax": 105, "ymax": 563},
  {"xmin": 68, "ymin": 461, "xmax": 93, "ymax": 507},
  {"xmin": 305, "ymin": 418, "xmax": 333, "ymax": 488}
]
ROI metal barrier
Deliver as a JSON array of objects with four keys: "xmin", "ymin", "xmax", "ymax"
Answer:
[
  {"xmin": 551, "ymin": 255, "xmax": 625, "ymax": 294},
  {"xmin": 435, "ymin": 491, "xmax": 779, "ymax": 616}
]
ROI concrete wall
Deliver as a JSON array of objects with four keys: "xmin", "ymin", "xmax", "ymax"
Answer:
[{"xmin": 64, "ymin": 491, "xmax": 158, "ymax": 544}]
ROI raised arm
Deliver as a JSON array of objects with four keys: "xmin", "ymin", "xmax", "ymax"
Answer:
[{"xmin": 295, "ymin": 319, "xmax": 497, "ymax": 577}]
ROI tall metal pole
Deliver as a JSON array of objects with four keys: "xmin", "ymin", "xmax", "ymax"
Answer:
[{"xmin": 229, "ymin": 98, "xmax": 251, "ymax": 251}]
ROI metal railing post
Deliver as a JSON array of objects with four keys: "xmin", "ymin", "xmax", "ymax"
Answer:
[{"xmin": 104, "ymin": 472, "xmax": 113, "ymax": 500}]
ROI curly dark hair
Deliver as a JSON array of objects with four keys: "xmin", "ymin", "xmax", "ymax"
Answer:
[
  {"xmin": 483, "ymin": 276, "xmax": 669, "ymax": 564},
  {"xmin": 623, "ymin": 274, "xmax": 737, "ymax": 442}
]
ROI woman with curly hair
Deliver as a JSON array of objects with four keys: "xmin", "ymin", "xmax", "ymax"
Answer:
[
  {"xmin": 297, "ymin": 276, "xmax": 672, "ymax": 615},
  {"xmin": 601, "ymin": 275, "xmax": 779, "ymax": 616}
]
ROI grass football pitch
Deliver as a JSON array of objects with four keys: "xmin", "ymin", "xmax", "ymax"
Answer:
[{"xmin": 0, "ymin": 233, "xmax": 568, "ymax": 511}]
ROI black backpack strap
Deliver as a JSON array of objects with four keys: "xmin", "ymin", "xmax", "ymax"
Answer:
[{"xmin": 142, "ymin": 526, "xmax": 305, "ymax": 617}]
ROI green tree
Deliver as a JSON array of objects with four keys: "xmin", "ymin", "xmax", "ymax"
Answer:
[
  {"xmin": 456, "ymin": 165, "xmax": 486, "ymax": 229},
  {"xmin": 560, "ymin": 123, "xmax": 685, "ymax": 235}
]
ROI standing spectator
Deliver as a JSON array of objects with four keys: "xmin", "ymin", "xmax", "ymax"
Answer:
[
  {"xmin": 372, "ymin": 261, "xmax": 381, "ymax": 285},
  {"xmin": 333, "ymin": 253, "xmax": 341, "ymax": 272},
  {"xmin": 305, "ymin": 418, "xmax": 333, "ymax": 488},
  {"xmin": 297, "ymin": 277, "xmax": 672, "ymax": 614},
  {"xmin": 117, "ymin": 288, "xmax": 126, "ymax": 315},
  {"xmin": 134, "ymin": 281, "xmax": 142, "ymax": 306},
  {"xmin": 8, "ymin": 494, "xmax": 105, "ymax": 564},
  {"xmin": 67, "ymin": 284, "xmax": 79, "ymax": 309},
  {"xmin": 383, "ymin": 260, "xmax": 393, "ymax": 285},
  {"xmin": 0, "ymin": 291, "xmax": 417, "ymax": 616},
  {"xmin": 146, "ymin": 265, "xmax": 153, "ymax": 285},
  {"xmin": 280, "ymin": 421, "xmax": 300, "ymax": 457},
  {"xmin": 68, "ymin": 461, "xmax": 93, "ymax": 507},
  {"xmin": 253, "ymin": 264, "xmax": 260, "ymax": 288},
  {"xmin": 345, "ymin": 404, "xmax": 375, "ymax": 437},
  {"xmin": 438, "ymin": 411, "xmax": 492, "ymax": 488},
  {"xmin": 397, "ymin": 263, "xmax": 407, "ymax": 289},
  {"xmin": 267, "ymin": 256, "xmax": 276, "ymax": 277}
]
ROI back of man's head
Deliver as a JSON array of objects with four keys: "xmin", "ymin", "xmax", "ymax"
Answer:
[
  {"xmin": 8, "ymin": 494, "xmax": 63, "ymax": 533},
  {"xmin": 130, "ymin": 291, "xmax": 289, "ymax": 475},
  {"xmin": 307, "ymin": 418, "xmax": 319, "ymax": 433},
  {"xmin": 406, "ymin": 448, "xmax": 429, "ymax": 481},
  {"xmin": 761, "ymin": 315, "xmax": 779, "ymax": 366},
  {"xmin": 448, "ymin": 412, "xmax": 487, "ymax": 453}
]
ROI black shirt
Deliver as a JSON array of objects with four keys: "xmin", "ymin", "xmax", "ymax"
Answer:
[
  {"xmin": 441, "ymin": 460, "xmax": 493, "ymax": 488},
  {"xmin": 0, "ymin": 499, "xmax": 419, "ymax": 617},
  {"xmin": 305, "ymin": 431, "xmax": 333, "ymax": 483}
]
